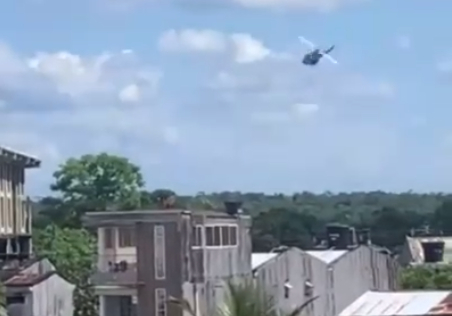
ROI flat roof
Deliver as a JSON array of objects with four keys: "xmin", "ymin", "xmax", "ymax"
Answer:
[
  {"xmin": 0, "ymin": 146, "xmax": 40, "ymax": 168},
  {"xmin": 83, "ymin": 209, "xmax": 251, "ymax": 227}
]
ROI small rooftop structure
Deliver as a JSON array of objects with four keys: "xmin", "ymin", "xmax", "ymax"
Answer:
[
  {"xmin": 405, "ymin": 236, "xmax": 452, "ymax": 264},
  {"xmin": 339, "ymin": 290, "xmax": 452, "ymax": 316},
  {"xmin": 0, "ymin": 146, "xmax": 40, "ymax": 168}
]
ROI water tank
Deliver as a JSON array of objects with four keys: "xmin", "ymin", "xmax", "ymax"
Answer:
[
  {"xmin": 326, "ymin": 224, "xmax": 354, "ymax": 249},
  {"xmin": 357, "ymin": 229, "xmax": 371, "ymax": 245},
  {"xmin": 224, "ymin": 201, "xmax": 242, "ymax": 216},
  {"xmin": 421, "ymin": 241, "xmax": 445, "ymax": 263}
]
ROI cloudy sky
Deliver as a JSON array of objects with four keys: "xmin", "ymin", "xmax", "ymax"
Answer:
[{"xmin": 1, "ymin": 0, "xmax": 452, "ymax": 195}]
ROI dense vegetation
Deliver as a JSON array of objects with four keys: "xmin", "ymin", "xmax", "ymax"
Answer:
[{"xmin": 31, "ymin": 152, "xmax": 452, "ymax": 314}]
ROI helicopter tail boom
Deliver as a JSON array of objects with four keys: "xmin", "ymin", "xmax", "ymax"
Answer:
[{"xmin": 324, "ymin": 45, "xmax": 335, "ymax": 54}]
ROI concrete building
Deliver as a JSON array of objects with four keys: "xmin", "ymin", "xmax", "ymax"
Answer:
[
  {"xmin": 252, "ymin": 226, "xmax": 399, "ymax": 316},
  {"xmin": 84, "ymin": 206, "xmax": 252, "ymax": 316},
  {"xmin": 252, "ymin": 248, "xmax": 316, "ymax": 314},
  {"xmin": 399, "ymin": 236, "xmax": 452, "ymax": 265},
  {"xmin": 0, "ymin": 146, "xmax": 40, "ymax": 259},
  {"xmin": 1, "ymin": 257, "xmax": 75, "ymax": 316},
  {"xmin": 339, "ymin": 290, "xmax": 452, "ymax": 316}
]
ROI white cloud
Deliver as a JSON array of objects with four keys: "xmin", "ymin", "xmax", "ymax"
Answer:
[
  {"xmin": 0, "ymin": 42, "xmax": 177, "ymax": 191},
  {"xmin": 119, "ymin": 83, "xmax": 141, "ymax": 102},
  {"xmin": 158, "ymin": 29, "xmax": 273, "ymax": 64},
  {"xmin": 230, "ymin": 33, "xmax": 270, "ymax": 63},
  {"xmin": 100, "ymin": 0, "xmax": 368, "ymax": 12},
  {"xmin": 158, "ymin": 29, "xmax": 227, "ymax": 53},
  {"xmin": 230, "ymin": 0, "xmax": 363, "ymax": 10},
  {"xmin": 0, "ymin": 29, "xmax": 406, "ymax": 194},
  {"xmin": 292, "ymin": 103, "xmax": 319, "ymax": 117}
]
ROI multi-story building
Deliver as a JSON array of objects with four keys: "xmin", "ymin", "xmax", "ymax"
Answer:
[
  {"xmin": 0, "ymin": 146, "xmax": 40, "ymax": 259},
  {"xmin": 84, "ymin": 204, "xmax": 252, "ymax": 316}
]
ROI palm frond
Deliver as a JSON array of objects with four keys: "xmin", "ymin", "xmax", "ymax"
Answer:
[
  {"xmin": 168, "ymin": 296, "xmax": 196, "ymax": 316},
  {"xmin": 285, "ymin": 295, "xmax": 319, "ymax": 316},
  {"xmin": 169, "ymin": 281, "xmax": 318, "ymax": 316}
]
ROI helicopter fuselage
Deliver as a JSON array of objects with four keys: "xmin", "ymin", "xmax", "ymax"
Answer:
[
  {"xmin": 302, "ymin": 49, "xmax": 322, "ymax": 66},
  {"xmin": 302, "ymin": 45, "xmax": 335, "ymax": 66}
]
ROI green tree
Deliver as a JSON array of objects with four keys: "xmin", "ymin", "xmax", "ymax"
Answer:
[
  {"xmin": 171, "ymin": 281, "xmax": 318, "ymax": 316},
  {"xmin": 33, "ymin": 225, "xmax": 97, "ymax": 316},
  {"xmin": 401, "ymin": 266, "xmax": 452, "ymax": 289},
  {"xmin": 50, "ymin": 153, "xmax": 145, "ymax": 226},
  {"xmin": 252, "ymin": 208, "xmax": 320, "ymax": 252}
]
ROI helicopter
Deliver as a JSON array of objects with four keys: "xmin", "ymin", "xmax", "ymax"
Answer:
[{"xmin": 299, "ymin": 36, "xmax": 338, "ymax": 66}]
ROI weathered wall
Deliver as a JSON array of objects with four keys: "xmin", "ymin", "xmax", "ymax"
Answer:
[
  {"xmin": 254, "ymin": 248, "xmax": 316, "ymax": 314},
  {"xmin": 254, "ymin": 246, "xmax": 400, "ymax": 316},
  {"xmin": 31, "ymin": 273, "xmax": 75, "ymax": 316}
]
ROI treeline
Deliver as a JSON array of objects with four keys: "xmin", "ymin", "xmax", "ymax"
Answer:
[
  {"xmin": 29, "ymin": 152, "xmax": 452, "ymax": 312},
  {"xmin": 32, "ymin": 153, "xmax": 452, "ymax": 253}
]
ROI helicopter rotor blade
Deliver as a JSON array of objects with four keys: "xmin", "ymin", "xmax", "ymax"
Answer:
[
  {"xmin": 298, "ymin": 36, "xmax": 316, "ymax": 49},
  {"xmin": 321, "ymin": 52, "xmax": 338, "ymax": 64}
]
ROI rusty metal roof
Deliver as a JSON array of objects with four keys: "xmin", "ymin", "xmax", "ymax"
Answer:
[
  {"xmin": 5, "ymin": 271, "xmax": 56, "ymax": 287},
  {"xmin": 339, "ymin": 291, "xmax": 452, "ymax": 316}
]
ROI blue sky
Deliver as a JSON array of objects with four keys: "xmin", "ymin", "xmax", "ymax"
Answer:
[{"xmin": 1, "ymin": 0, "xmax": 452, "ymax": 195}]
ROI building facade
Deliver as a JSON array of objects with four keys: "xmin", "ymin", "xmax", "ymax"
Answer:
[
  {"xmin": 84, "ymin": 208, "xmax": 252, "ymax": 316},
  {"xmin": 252, "ymin": 245, "xmax": 400, "ymax": 316},
  {"xmin": 0, "ymin": 146, "xmax": 40, "ymax": 260},
  {"xmin": 1, "ymin": 257, "xmax": 75, "ymax": 316}
]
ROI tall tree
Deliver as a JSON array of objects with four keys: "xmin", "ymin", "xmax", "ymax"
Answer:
[
  {"xmin": 50, "ymin": 153, "xmax": 144, "ymax": 225},
  {"xmin": 34, "ymin": 225, "xmax": 97, "ymax": 316}
]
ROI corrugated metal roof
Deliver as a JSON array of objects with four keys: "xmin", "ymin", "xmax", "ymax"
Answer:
[
  {"xmin": 307, "ymin": 250, "xmax": 348, "ymax": 264},
  {"xmin": 252, "ymin": 253, "xmax": 278, "ymax": 270},
  {"xmin": 339, "ymin": 290, "xmax": 452, "ymax": 316}
]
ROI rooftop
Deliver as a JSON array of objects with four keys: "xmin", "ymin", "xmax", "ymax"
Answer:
[
  {"xmin": 406, "ymin": 236, "xmax": 452, "ymax": 264},
  {"xmin": 339, "ymin": 290, "xmax": 452, "ymax": 316},
  {"xmin": 84, "ymin": 209, "xmax": 251, "ymax": 227},
  {"xmin": 0, "ymin": 146, "xmax": 40, "ymax": 168},
  {"xmin": 4, "ymin": 271, "xmax": 56, "ymax": 287},
  {"xmin": 252, "ymin": 253, "xmax": 278, "ymax": 270},
  {"xmin": 306, "ymin": 249, "xmax": 348, "ymax": 264}
]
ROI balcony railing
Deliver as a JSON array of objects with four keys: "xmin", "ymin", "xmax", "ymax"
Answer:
[{"xmin": 91, "ymin": 255, "xmax": 137, "ymax": 287}]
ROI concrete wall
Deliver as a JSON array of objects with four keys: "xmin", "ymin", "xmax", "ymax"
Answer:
[
  {"xmin": 88, "ymin": 210, "xmax": 252, "ymax": 316},
  {"xmin": 31, "ymin": 273, "xmax": 75, "ymax": 316},
  {"xmin": 311, "ymin": 246, "xmax": 399, "ymax": 316},
  {"xmin": 103, "ymin": 295, "xmax": 137, "ymax": 316},
  {"xmin": 253, "ymin": 248, "xmax": 315, "ymax": 314},
  {"xmin": 253, "ymin": 246, "xmax": 400, "ymax": 316}
]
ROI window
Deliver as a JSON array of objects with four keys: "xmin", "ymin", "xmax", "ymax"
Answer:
[
  {"xmin": 229, "ymin": 226, "xmax": 237, "ymax": 245},
  {"xmin": 221, "ymin": 226, "xmax": 230, "ymax": 246},
  {"xmin": 119, "ymin": 296, "xmax": 133, "ymax": 316},
  {"xmin": 284, "ymin": 281, "xmax": 292, "ymax": 299},
  {"xmin": 193, "ymin": 226, "xmax": 203, "ymax": 247},
  {"xmin": 155, "ymin": 288, "xmax": 167, "ymax": 316},
  {"xmin": 154, "ymin": 225, "xmax": 166, "ymax": 280},
  {"xmin": 104, "ymin": 228, "xmax": 114, "ymax": 249},
  {"xmin": 206, "ymin": 226, "xmax": 221, "ymax": 246},
  {"xmin": 118, "ymin": 227, "xmax": 135, "ymax": 247},
  {"xmin": 205, "ymin": 225, "xmax": 238, "ymax": 247}
]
